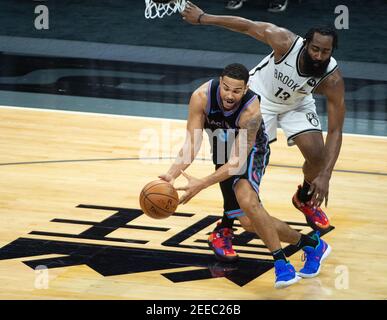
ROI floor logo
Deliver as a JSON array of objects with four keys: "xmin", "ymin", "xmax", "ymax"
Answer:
[{"xmin": 0, "ymin": 204, "xmax": 334, "ymax": 286}]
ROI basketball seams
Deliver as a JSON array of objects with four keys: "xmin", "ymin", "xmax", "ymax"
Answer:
[
  {"xmin": 142, "ymin": 180, "xmax": 172, "ymax": 194},
  {"xmin": 145, "ymin": 192, "xmax": 178, "ymax": 201},
  {"xmin": 143, "ymin": 194, "xmax": 175, "ymax": 216},
  {"xmin": 145, "ymin": 193, "xmax": 178, "ymax": 212}
]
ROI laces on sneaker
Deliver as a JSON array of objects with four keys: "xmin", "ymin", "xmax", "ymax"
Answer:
[
  {"xmin": 219, "ymin": 229, "xmax": 234, "ymax": 250},
  {"xmin": 307, "ymin": 204, "xmax": 324, "ymax": 219}
]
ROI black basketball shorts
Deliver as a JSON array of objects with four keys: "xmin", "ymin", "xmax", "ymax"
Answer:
[{"xmin": 215, "ymin": 142, "xmax": 270, "ymax": 219}]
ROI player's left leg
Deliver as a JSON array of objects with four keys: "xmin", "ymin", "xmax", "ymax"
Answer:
[
  {"xmin": 208, "ymin": 120, "xmax": 273, "ymax": 261},
  {"xmin": 279, "ymin": 106, "xmax": 330, "ymax": 230},
  {"xmin": 207, "ymin": 173, "xmax": 241, "ymax": 262}
]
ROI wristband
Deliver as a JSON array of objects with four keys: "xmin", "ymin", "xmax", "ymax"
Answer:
[{"xmin": 198, "ymin": 13, "xmax": 206, "ymax": 24}]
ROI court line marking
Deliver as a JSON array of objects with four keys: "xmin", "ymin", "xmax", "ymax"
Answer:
[
  {"xmin": 0, "ymin": 105, "xmax": 386, "ymax": 176},
  {"xmin": 0, "ymin": 157, "xmax": 385, "ymax": 176},
  {"xmin": 1, "ymin": 105, "xmax": 386, "ymax": 140}
]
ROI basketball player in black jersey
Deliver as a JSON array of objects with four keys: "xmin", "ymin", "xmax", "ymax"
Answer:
[{"xmin": 160, "ymin": 64, "xmax": 331, "ymax": 288}]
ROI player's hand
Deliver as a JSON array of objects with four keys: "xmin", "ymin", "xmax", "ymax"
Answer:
[
  {"xmin": 175, "ymin": 170, "xmax": 205, "ymax": 204},
  {"xmin": 308, "ymin": 174, "xmax": 330, "ymax": 208},
  {"xmin": 181, "ymin": 1, "xmax": 204, "ymax": 25},
  {"xmin": 158, "ymin": 174, "xmax": 175, "ymax": 186}
]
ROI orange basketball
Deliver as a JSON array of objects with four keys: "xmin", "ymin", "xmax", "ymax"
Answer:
[{"xmin": 139, "ymin": 180, "xmax": 179, "ymax": 219}]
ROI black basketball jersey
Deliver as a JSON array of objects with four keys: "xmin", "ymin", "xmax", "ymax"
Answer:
[{"xmin": 204, "ymin": 79, "xmax": 266, "ymax": 165}]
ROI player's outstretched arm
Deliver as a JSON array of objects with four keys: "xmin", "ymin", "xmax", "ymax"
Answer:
[
  {"xmin": 159, "ymin": 83, "xmax": 207, "ymax": 185},
  {"xmin": 181, "ymin": 1, "xmax": 295, "ymax": 55}
]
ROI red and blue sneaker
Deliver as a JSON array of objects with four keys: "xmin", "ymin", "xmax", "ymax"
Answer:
[
  {"xmin": 274, "ymin": 260, "xmax": 301, "ymax": 289},
  {"xmin": 208, "ymin": 226, "xmax": 238, "ymax": 263},
  {"xmin": 292, "ymin": 185, "xmax": 330, "ymax": 231},
  {"xmin": 298, "ymin": 232, "xmax": 331, "ymax": 278}
]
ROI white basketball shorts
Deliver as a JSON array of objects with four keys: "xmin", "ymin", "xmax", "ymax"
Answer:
[{"xmin": 262, "ymin": 102, "xmax": 322, "ymax": 146}]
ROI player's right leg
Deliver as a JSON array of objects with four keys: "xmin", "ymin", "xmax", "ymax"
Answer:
[
  {"xmin": 234, "ymin": 138, "xmax": 299, "ymax": 288},
  {"xmin": 238, "ymin": 214, "xmax": 331, "ymax": 279}
]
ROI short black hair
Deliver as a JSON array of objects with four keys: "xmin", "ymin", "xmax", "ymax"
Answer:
[
  {"xmin": 304, "ymin": 25, "xmax": 338, "ymax": 50},
  {"xmin": 221, "ymin": 63, "xmax": 249, "ymax": 84}
]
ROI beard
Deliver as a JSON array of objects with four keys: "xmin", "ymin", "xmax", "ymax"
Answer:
[{"xmin": 302, "ymin": 49, "xmax": 331, "ymax": 77}]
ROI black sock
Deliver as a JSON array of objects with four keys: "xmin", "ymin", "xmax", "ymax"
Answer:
[
  {"xmin": 296, "ymin": 234, "xmax": 318, "ymax": 249},
  {"xmin": 214, "ymin": 215, "xmax": 235, "ymax": 231},
  {"xmin": 272, "ymin": 248, "xmax": 287, "ymax": 262},
  {"xmin": 298, "ymin": 180, "xmax": 313, "ymax": 202}
]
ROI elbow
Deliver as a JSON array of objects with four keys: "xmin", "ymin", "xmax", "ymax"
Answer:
[{"xmin": 245, "ymin": 20, "xmax": 267, "ymax": 36}]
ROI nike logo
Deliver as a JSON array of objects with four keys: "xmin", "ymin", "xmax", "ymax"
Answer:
[
  {"xmin": 284, "ymin": 61, "xmax": 293, "ymax": 68},
  {"xmin": 210, "ymin": 109, "xmax": 222, "ymax": 114}
]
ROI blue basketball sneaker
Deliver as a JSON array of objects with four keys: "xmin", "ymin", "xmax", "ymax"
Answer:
[
  {"xmin": 274, "ymin": 260, "xmax": 301, "ymax": 289},
  {"xmin": 298, "ymin": 232, "xmax": 331, "ymax": 278}
]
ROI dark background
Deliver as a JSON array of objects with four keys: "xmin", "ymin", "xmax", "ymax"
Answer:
[{"xmin": 0, "ymin": 0, "xmax": 386, "ymax": 63}]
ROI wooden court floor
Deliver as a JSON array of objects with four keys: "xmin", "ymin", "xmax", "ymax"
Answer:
[{"xmin": 0, "ymin": 105, "xmax": 386, "ymax": 300}]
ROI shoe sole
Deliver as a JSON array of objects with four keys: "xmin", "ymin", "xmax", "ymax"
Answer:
[
  {"xmin": 275, "ymin": 274, "xmax": 302, "ymax": 289},
  {"xmin": 298, "ymin": 244, "xmax": 332, "ymax": 278},
  {"xmin": 208, "ymin": 241, "xmax": 239, "ymax": 263}
]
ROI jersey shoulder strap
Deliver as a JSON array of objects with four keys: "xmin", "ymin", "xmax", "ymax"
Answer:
[
  {"xmin": 313, "ymin": 57, "xmax": 339, "ymax": 91},
  {"xmin": 204, "ymin": 79, "xmax": 219, "ymax": 115},
  {"xmin": 275, "ymin": 36, "xmax": 302, "ymax": 65}
]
